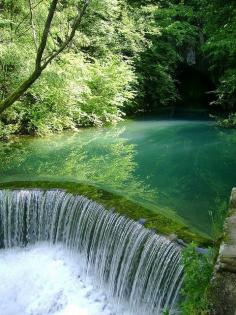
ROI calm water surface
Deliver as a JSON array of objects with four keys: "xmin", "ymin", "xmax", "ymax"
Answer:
[{"xmin": 0, "ymin": 119, "xmax": 236, "ymax": 236}]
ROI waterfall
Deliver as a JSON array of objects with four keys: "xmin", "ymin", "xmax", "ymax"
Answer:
[{"xmin": 0, "ymin": 189, "xmax": 183, "ymax": 315}]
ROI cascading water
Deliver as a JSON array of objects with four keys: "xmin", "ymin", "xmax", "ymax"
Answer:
[{"xmin": 0, "ymin": 189, "xmax": 184, "ymax": 315}]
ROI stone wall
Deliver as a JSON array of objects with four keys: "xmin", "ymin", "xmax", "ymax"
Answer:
[{"xmin": 211, "ymin": 188, "xmax": 236, "ymax": 315}]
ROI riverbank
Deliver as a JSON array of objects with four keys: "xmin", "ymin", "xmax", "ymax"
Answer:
[{"xmin": 210, "ymin": 188, "xmax": 236, "ymax": 315}]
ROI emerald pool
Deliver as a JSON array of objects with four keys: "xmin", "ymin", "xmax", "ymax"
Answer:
[{"xmin": 0, "ymin": 118, "xmax": 235, "ymax": 237}]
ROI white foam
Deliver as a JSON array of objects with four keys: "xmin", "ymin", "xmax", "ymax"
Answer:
[{"xmin": 0, "ymin": 243, "xmax": 128, "ymax": 315}]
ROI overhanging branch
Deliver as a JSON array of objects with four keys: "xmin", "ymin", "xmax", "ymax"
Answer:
[
  {"xmin": 41, "ymin": 0, "xmax": 89, "ymax": 70},
  {"xmin": 0, "ymin": 0, "xmax": 90, "ymax": 115}
]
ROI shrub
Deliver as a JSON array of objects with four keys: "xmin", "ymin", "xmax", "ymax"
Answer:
[
  {"xmin": 180, "ymin": 243, "xmax": 216, "ymax": 315},
  {"xmin": 216, "ymin": 113, "xmax": 236, "ymax": 129},
  {"xmin": 0, "ymin": 52, "xmax": 136, "ymax": 136}
]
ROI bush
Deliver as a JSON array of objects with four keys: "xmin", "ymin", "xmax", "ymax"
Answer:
[
  {"xmin": 180, "ymin": 243, "xmax": 215, "ymax": 315},
  {"xmin": 0, "ymin": 121, "xmax": 20, "ymax": 140},
  {"xmin": 216, "ymin": 113, "xmax": 236, "ymax": 129},
  {"xmin": 0, "ymin": 0, "xmax": 139, "ymax": 137},
  {"xmin": 0, "ymin": 52, "xmax": 136, "ymax": 136}
]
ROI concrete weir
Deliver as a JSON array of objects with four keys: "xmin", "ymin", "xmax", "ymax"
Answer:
[{"xmin": 211, "ymin": 188, "xmax": 236, "ymax": 315}]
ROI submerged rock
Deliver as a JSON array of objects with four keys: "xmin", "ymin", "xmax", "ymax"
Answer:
[
  {"xmin": 196, "ymin": 247, "xmax": 209, "ymax": 255},
  {"xmin": 137, "ymin": 218, "xmax": 146, "ymax": 225},
  {"xmin": 168, "ymin": 234, "xmax": 178, "ymax": 242}
]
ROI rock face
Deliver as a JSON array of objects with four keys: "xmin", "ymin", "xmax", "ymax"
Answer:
[{"xmin": 211, "ymin": 188, "xmax": 236, "ymax": 315}]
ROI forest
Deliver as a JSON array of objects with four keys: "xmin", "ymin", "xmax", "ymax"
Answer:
[
  {"xmin": 0, "ymin": 0, "xmax": 236, "ymax": 138},
  {"xmin": 0, "ymin": 1, "xmax": 236, "ymax": 315}
]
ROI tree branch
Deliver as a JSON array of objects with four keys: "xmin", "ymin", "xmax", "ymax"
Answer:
[
  {"xmin": 15, "ymin": 0, "xmax": 45, "ymax": 35},
  {"xmin": 35, "ymin": 0, "xmax": 58, "ymax": 69},
  {"xmin": 41, "ymin": 0, "xmax": 89, "ymax": 70},
  {"xmin": 28, "ymin": 0, "xmax": 38, "ymax": 51},
  {"xmin": 0, "ymin": 0, "xmax": 90, "ymax": 115}
]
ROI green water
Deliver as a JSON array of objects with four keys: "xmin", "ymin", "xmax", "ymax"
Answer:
[{"xmin": 0, "ymin": 118, "xmax": 236, "ymax": 236}]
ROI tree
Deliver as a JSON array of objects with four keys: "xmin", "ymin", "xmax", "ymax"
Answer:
[{"xmin": 0, "ymin": 0, "xmax": 89, "ymax": 115}]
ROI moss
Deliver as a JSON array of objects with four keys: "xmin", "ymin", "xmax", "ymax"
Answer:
[{"xmin": 0, "ymin": 180, "xmax": 212, "ymax": 246}]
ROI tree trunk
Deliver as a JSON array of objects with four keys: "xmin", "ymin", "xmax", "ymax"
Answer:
[{"xmin": 0, "ymin": 70, "xmax": 41, "ymax": 114}]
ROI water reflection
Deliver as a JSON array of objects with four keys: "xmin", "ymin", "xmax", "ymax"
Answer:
[
  {"xmin": 0, "ymin": 119, "xmax": 236, "ymax": 236},
  {"xmin": 0, "ymin": 126, "xmax": 157, "ymax": 210}
]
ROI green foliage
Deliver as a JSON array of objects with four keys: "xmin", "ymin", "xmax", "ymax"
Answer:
[
  {"xmin": 67, "ymin": 54, "xmax": 136, "ymax": 126},
  {"xmin": 181, "ymin": 243, "xmax": 216, "ymax": 315},
  {"xmin": 214, "ymin": 70, "xmax": 236, "ymax": 110},
  {"xmin": 0, "ymin": 0, "xmax": 139, "ymax": 137},
  {"xmin": 135, "ymin": 3, "xmax": 198, "ymax": 110},
  {"xmin": 208, "ymin": 199, "xmax": 228, "ymax": 240},
  {"xmin": 216, "ymin": 113, "xmax": 236, "ymax": 129},
  {"xmin": 0, "ymin": 43, "xmax": 32, "ymax": 97},
  {"xmin": 0, "ymin": 0, "xmax": 236, "ymax": 137},
  {"xmin": 0, "ymin": 53, "xmax": 135, "ymax": 136},
  {"xmin": 0, "ymin": 120, "xmax": 19, "ymax": 140},
  {"xmin": 200, "ymin": 0, "xmax": 236, "ymax": 111}
]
